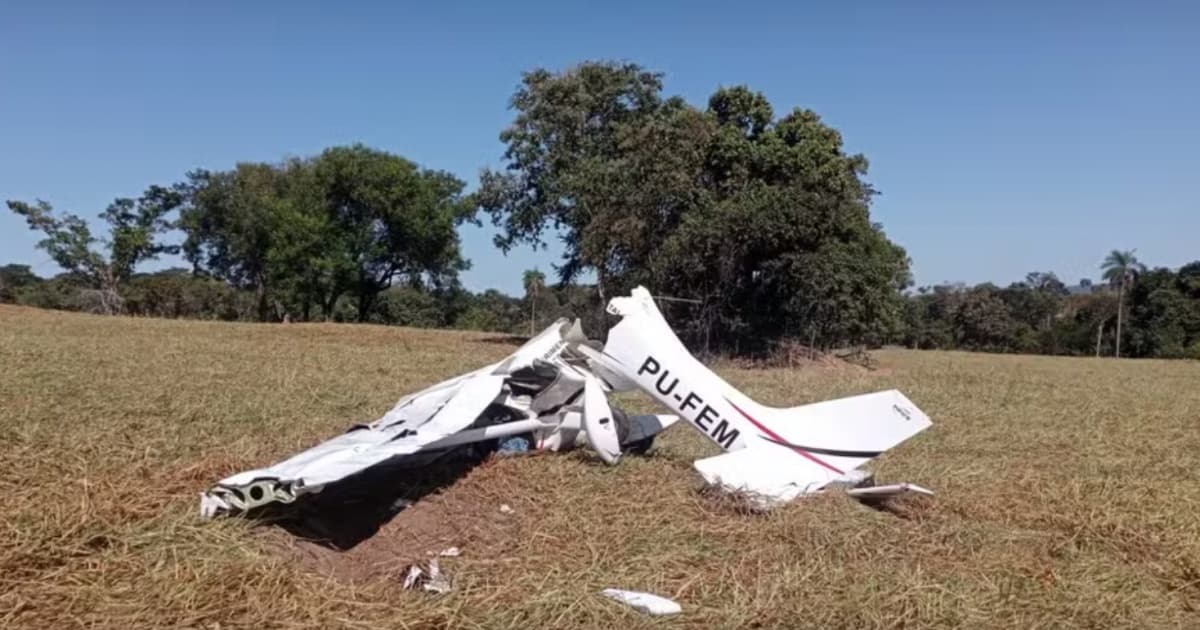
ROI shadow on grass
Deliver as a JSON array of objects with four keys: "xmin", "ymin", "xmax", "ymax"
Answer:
[
  {"xmin": 856, "ymin": 494, "xmax": 934, "ymax": 521},
  {"xmin": 247, "ymin": 449, "xmax": 492, "ymax": 551},
  {"xmin": 471, "ymin": 334, "xmax": 529, "ymax": 347}
]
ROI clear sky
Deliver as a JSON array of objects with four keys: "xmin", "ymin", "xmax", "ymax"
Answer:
[{"xmin": 2, "ymin": 1, "xmax": 1196, "ymax": 295}]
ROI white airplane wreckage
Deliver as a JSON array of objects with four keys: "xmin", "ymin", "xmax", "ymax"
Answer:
[{"xmin": 201, "ymin": 287, "xmax": 933, "ymax": 522}]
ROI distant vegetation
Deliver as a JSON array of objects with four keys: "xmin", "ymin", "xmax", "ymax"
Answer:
[
  {"xmin": 901, "ymin": 258, "xmax": 1200, "ymax": 359},
  {"xmin": 4, "ymin": 61, "xmax": 1198, "ymax": 359}
]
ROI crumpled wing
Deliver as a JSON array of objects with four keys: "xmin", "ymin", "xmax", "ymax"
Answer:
[
  {"xmin": 202, "ymin": 374, "xmax": 504, "ymax": 516},
  {"xmin": 201, "ymin": 318, "xmax": 584, "ymax": 518}
]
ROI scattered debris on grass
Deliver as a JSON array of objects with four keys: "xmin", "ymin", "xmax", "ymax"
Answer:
[
  {"xmin": 601, "ymin": 589, "xmax": 682, "ymax": 616},
  {"xmin": 424, "ymin": 558, "xmax": 452, "ymax": 594},
  {"xmin": 401, "ymin": 565, "xmax": 422, "ymax": 589},
  {"xmin": 7, "ymin": 305, "xmax": 1200, "ymax": 628},
  {"xmin": 401, "ymin": 557, "xmax": 453, "ymax": 594}
]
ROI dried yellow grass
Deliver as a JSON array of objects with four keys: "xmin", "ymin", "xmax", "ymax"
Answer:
[{"xmin": 2, "ymin": 304, "xmax": 1199, "ymax": 628}]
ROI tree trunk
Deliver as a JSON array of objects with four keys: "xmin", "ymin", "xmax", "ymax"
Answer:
[
  {"xmin": 1115, "ymin": 281, "xmax": 1124, "ymax": 358},
  {"xmin": 1095, "ymin": 321, "xmax": 1104, "ymax": 357},
  {"xmin": 254, "ymin": 274, "xmax": 269, "ymax": 322},
  {"xmin": 356, "ymin": 279, "xmax": 370, "ymax": 323},
  {"xmin": 357, "ymin": 293, "xmax": 370, "ymax": 322},
  {"xmin": 529, "ymin": 291, "xmax": 536, "ymax": 337},
  {"xmin": 323, "ymin": 292, "xmax": 339, "ymax": 322}
]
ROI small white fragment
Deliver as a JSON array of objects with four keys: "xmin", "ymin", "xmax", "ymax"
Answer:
[
  {"xmin": 401, "ymin": 565, "xmax": 423, "ymax": 589},
  {"xmin": 423, "ymin": 558, "xmax": 451, "ymax": 594},
  {"xmin": 199, "ymin": 492, "xmax": 228, "ymax": 519},
  {"xmin": 601, "ymin": 589, "xmax": 681, "ymax": 616},
  {"xmin": 499, "ymin": 504, "xmax": 514, "ymax": 514},
  {"xmin": 438, "ymin": 546, "xmax": 461, "ymax": 557}
]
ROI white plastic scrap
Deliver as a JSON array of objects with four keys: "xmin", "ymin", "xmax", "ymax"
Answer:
[
  {"xmin": 401, "ymin": 565, "xmax": 423, "ymax": 589},
  {"xmin": 601, "ymin": 589, "xmax": 682, "ymax": 616},
  {"xmin": 438, "ymin": 546, "xmax": 461, "ymax": 557},
  {"xmin": 424, "ymin": 558, "xmax": 452, "ymax": 594},
  {"xmin": 401, "ymin": 557, "xmax": 453, "ymax": 594},
  {"xmin": 499, "ymin": 504, "xmax": 514, "ymax": 514}
]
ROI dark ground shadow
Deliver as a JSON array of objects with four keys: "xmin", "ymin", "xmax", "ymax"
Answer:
[
  {"xmin": 855, "ymin": 494, "xmax": 934, "ymax": 521},
  {"xmin": 247, "ymin": 448, "xmax": 493, "ymax": 551},
  {"xmin": 472, "ymin": 334, "xmax": 528, "ymax": 347}
]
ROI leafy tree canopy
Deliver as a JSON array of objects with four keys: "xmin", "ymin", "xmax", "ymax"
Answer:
[
  {"xmin": 479, "ymin": 61, "xmax": 909, "ymax": 352},
  {"xmin": 181, "ymin": 145, "xmax": 473, "ymax": 321},
  {"xmin": 7, "ymin": 186, "xmax": 183, "ymax": 313}
]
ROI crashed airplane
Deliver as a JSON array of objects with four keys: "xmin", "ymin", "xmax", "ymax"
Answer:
[{"xmin": 201, "ymin": 287, "xmax": 932, "ymax": 518}]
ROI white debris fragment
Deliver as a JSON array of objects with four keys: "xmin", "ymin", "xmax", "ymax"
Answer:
[
  {"xmin": 499, "ymin": 504, "xmax": 514, "ymax": 514},
  {"xmin": 401, "ymin": 565, "xmax": 423, "ymax": 589},
  {"xmin": 402, "ymin": 558, "xmax": 453, "ymax": 593},
  {"xmin": 438, "ymin": 546, "xmax": 461, "ymax": 557},
  {"xmin": 601, "ymin": 589, "xmax": 682, "ymax": 616},
  {"xmin": 423, "ymin": 558, "xmax": 452, "ymax": 594}
]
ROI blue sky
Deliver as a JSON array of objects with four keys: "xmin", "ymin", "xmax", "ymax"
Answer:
[{"xmin": 2, "ymin": 1, "xmax": 1196, "ymax": 295}]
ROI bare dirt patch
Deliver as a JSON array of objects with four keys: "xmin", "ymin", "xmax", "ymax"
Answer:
[{"xmin": 262, "ymin": 457, "xmax": 533, "ymax": 584}]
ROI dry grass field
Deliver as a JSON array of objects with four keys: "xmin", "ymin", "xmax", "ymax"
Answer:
[{"xmin": 2, "ymin": 304, "xmax": 1200, "ymax": 629}]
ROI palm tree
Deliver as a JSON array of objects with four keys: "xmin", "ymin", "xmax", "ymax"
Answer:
[
  {"xmin": 522, "ymin": 268, "xmax": 546, "ymax": 336},
  {"xmin": 1100, "ymin": 249, "xmax": 1145, "ymax": 358}
]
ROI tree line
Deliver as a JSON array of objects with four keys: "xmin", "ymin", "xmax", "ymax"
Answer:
[
  {"xmin": 6, "ymin": 250, "xmax": 1197, "ymax": 360},
  {"xmin": 902, "ymin": 254, "xmax": 1200, "ymax": 359},
  {"xmin": 3, "ymin": 60, "xmax": 1196, "ymax": 359}
]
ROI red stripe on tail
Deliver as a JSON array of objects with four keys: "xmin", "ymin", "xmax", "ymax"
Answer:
[{"xmin": 725, "ymin": 399, "xmax": 844, "ymax": 474}]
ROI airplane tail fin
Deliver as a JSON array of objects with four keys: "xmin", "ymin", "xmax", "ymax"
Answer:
[
  {"xmin": 692, "ymin": 389, "xmax": 933, "ymax": 503},
  {"xmin": 596, "ymin": 287, "xmax": 932, "ymax": 497},
  {"xmin": 727, "ymin": 389, "xmax": 932, "ymax": 477}
]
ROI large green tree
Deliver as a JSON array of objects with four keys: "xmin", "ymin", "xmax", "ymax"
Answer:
[
  {"xmin": 1124, "ymin": 264, "xmax": 1200, "ymax": 358},
  {"xmin": 477, "ymin": 62, "xmax": 697, "ymax": 297},
  {"xmin": 479, "ymin": 61, "xmax": 909, "ymax": 353},
  {"xmin": 181, "ymin": 145, "xmax": 473, "ymax": 322},
  {"xmin": 312, "ymin": 145, "xmax": 474, "ymax": 321},
  {"xmin": 7, "ymin": 186, "xmax": 183, "ymax": 314},
  {"xmin": 180, "ymin": 163, "xmax": 297, "ymax": 320}
]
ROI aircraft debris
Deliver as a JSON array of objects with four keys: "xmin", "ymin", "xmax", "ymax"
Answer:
[
  {"xmin": 200, "ymin": 286, "xmax": 933, "ymax": 519},
  {"xmin": 424, "ymin": 558, "xmax": 451, "ymax": 594},
  {"xmin": 401, "ymin": 558, "xmax": 453, "ymax": 594},
  {"xmin": 601, "ymin": 589, "xmax": 682, "ymax": 616},
  {"xmin": 401, "ymin": 565, "xmax": 422, "ymax": 590}
]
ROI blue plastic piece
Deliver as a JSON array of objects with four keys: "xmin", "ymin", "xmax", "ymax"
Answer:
[{"xmin": 497, "ymin": 434, "xmax": 533, "ymax": 455}]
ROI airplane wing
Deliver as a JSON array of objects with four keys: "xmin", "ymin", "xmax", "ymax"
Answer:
[
  {"xmin": 202, "ymin": 373, "xmax": 506, "ymax": 516},
  {"xmin": 200, "ymin": 317, "xmax": 683, "ymax": 518}
]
